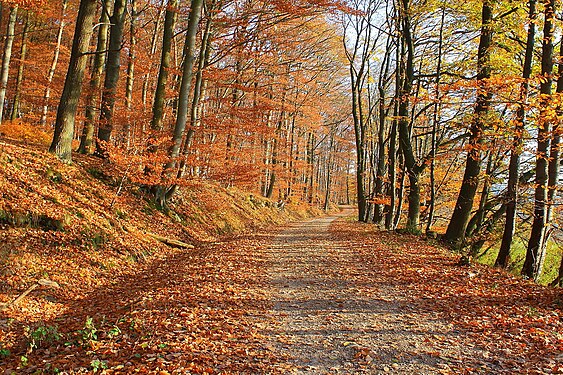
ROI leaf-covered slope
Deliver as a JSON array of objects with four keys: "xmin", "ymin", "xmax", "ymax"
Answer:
[{"xmin": 0, "ymin": 140, "xmax": 320, "ymax": 355}]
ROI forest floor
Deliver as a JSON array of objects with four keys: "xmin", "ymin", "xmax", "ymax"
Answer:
[{"xmin": 1, "ymin": 208, "xmax": 562, "ymax": 374}]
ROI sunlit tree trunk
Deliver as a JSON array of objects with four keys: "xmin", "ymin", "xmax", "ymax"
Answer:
[
  {"xmin": 125, "ymin": 0, "xmax": 137, "ymax": 112},
  {"xmin": 426, "ymin": 7, "xmax": 445, "ymax": 234},
  {"xmin": 41, "ymin": 0, "xmax": 67, "ymax": 126},
  {"xmin": 542, "ymin": 42, "xmax": 562, "ymax": 274},
  {"xmin": 156, "ymin": 0, "xmax": 204, "ymax": 206},
  {"xmin": 374, "ymin": 38, "xmax": 392, "ymax": 224},
  {"xmin": 123, "ymin": 0, "xmax": 137, "ymax": 147},
  {"xmin": 151, "ymin": 0, "xmax": 178, "ymax": 132},
  {"xmin": 96, "ymin": 0, "xmax": 127, "ymax": 155},
  {"xmin": 323, "ymin": 131, "xmax": 335, "ymax": 211},
  {"xmin": 49, "ymin": 0, "xmax": 97, "ymax": 162},
  {"xmin": 550, "ymin": 45, "xmax": 563, "ymax": 285},
  {"xmin": 445, "ymin": 0, "xmax": 493, "ymax": 247},
  {"xmin": 11, "ymin": 13, "xmax": 30, "ymax": 121},
  {"xmin": 177, "ymin": 3, "xmax": 214, "ymax": 180},
  {"xmin": 397, "ymin": 0, "xmax": 422, "ymax": 232},
  {"xmin": 496, "ymin": 0, "xmax": 536, "ymax": 267},
  {"xmin": 522, "ymin": 0, "xmax": 555, "ymax": 280},
  {"xmin": 385, "ymin": 42, "xmax": 400, "ymax": 230},
  {"xmin": 79, "ymin": 0, "xmax": 111, "ymax": 154},
  {"xmin": 0, "ymin": 5, "xmax": 17, "ymax": 124}
]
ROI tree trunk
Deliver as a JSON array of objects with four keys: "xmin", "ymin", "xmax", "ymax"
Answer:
[
  {"xmin": 41, "ymin": 0, "xmax": 68, "ymax": 126},
  {"xmin": 11, "ymin": 13, "xmax": 30, "ymax": 121},
  {"xmin": 426, "ymin": 7, "xmax": 445, "ymax": 234},
  {"xmin": 141, "ymin": 4, "xmax": 164, "ymax": 109},
  {"xmin": 156, "ymin": 0, "xmax": 204, "ymax": 206},
  {"xmin": 522, "ymin": 0, "xmax": 555, "ymax": 280},
  {"xmin": 96, "ymin": 0, "xmax": 127, "ymax": 155},
  {"xmin": 49, "ymin": 0, "xmax": 97, "ymax": 162},
  {"xmin": 465, "ymin": 151, "xmax": 493, "ymax": 240},
  {"xmin": 385, "ymin": 118, "xmax": 397, "ymax": 230},
  {"xmin": 151, "ymin": 0, "xmax": 178, "ymax": 132},
  {"xmin": 542, "ymin": 41, "xmax": 563, "ymax": 273},
  {"xmin": 445, "ymin": 0, "xmax": 493, "ymax": 247},
  {"xmin": 351, "ymin": 68, "xmax": 366, "ymax": 221},
  {"xmin": 79, "ymin": 0, "xmax": 111, "ymax": 154},
  {"xmin": 123, "ymin": 0, "xmax": 137, "ymax": 147},
  {"xmin": 323, "ymin": 132, "xmax": 335, "ymax": 211},
  {"xmin": 546, "ymin": 44, "xmax": 563, "ymax": 286},
  {"xmin": 177, "ymin": 4, "xmax": 213, "ymax": 180},
  {"xmin": 496, "ymin": 0, "xmax": 536, "ymax": 267},
  {"xmin": 0, "ymin": 5, "xmax": 17, "ymax": 124},
  {"xmin": 125, "ymin": 0, "xmax": 137, "ymax": 111},
  {"xmin": 397, "ymin": 0, "xmax": 422, "ymax": 232},
  {"xmin": 374, "ymin": 40, "xmax": 391, "ymax": 224}
]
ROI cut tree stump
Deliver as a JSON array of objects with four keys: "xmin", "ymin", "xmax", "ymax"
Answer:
[{"xmin": 147, "ymin": 233, "xmax": 194, "ymax": 249}]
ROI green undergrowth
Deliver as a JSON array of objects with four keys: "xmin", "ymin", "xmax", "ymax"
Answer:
[{"xmin": 475, "ymin": 237, "xmax": 562, "ymax": 285}]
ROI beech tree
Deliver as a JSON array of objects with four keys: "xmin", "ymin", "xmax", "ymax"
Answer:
[
  {"xmin": 49, "ymin": 0, "xmax": 97, "ymax": 161},
  {"xmin": 522, "ymin": 0, "xmax": 556, "ymax": 280},
  {"xmin": 155, "ymin": 0, "xmax": 204, "ymax": 207},
  {"xmin": 79, "ymin": 0, "xmax": 112, "ymax": 154},
  {"xmin": 445, "ymin": 0, "xmax": 493, "ymax": 247},
  {"xmin": 496, "ymin": 0, "xmax": 537, "ymax": 268},
  {"xmin": 0, "ymin": 5, "xmax": 17, "ymax": 123},
  {"xmin": 96, "ymin": 0, "xmax": 127, "ymax": 155}
]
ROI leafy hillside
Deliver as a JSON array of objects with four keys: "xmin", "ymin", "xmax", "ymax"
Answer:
[{"xmin": 0, "ymin": 140, "xmax": 323, "ymax": 356}]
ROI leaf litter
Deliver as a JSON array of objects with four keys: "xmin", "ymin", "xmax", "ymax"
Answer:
[{"xmin": 0, "ymin": 176, "xmax": 561, "ymax": 374}]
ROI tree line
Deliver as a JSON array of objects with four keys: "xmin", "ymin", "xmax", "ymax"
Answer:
[
  {"xmin": 0, "ymin": 0, "xmax": 352, "ymax": 212},
  {"xmin": 0, "ymin": 0, "xmax": 561, "ymax": 286},
  {"xmin": 343, "ymin": 0, "xmax": 563, "ymax": 286}
]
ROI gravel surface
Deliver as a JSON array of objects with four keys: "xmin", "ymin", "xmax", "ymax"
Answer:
[{"xmin": 262, "ymin": 211, "xmax": 482, "ymax": 374}]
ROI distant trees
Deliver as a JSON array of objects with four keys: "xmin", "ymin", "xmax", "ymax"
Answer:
[
  {"xmin": 0, "ymin": 0, "xmax": 562, "ymax": 285},
  {"xmin": 341, "ymin": 0, "xmax": 563, "ymax": 285},
  {"xmin": 2, "ymin": 0, "xmax": 347, "ymax": 209}
]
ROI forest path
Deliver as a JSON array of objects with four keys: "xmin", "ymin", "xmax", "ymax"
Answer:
[
  {"xmin": 2, "ymin": 210, "xmax": 561, "ymax": 374},
  {"xmin": 261, "ymin": 210, "xmax": 483, "ymax": 374}
]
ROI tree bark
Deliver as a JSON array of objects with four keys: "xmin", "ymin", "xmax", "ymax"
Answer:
[
  {"xmin": 397, "ymin": 0, "xmax": 425, "ymax": 232},
  {"xmin": 426, "ymin": 7, "xmax": 445, "ymax": 234},
  {"xmin": 151, "ymin": 0, "xmax": 178, "ymax": 132},
  {"xmin": 496, "ymin": 0, "xmax": 536, "ymax": 268},
  {"xmin": 79, "ymin": 0, "xmax": 111, "ymax": 154},
  {"xmin": 96, "ymin": 0, "xmax": 127, "ymax": 155},
  {"xmin": 125, "ymin": 0, "xmax": 137, "ymax": 112},
  {"xmin": 41, "ymin": 0, "xmax": 68, "ymax": 126},
  {"xmin": 49, "ymin": 0, "xmax": 97, "ymax": 162},
  {"xmin": 0, "ymin": 5, "xmax": 17, "ymax": 124},
  {"xmin": 177, "ymin": 3, "xmax": 213, "ymax": 180},
  {"xmin": 350, "ymin": 64, "xmax": 366, "ymax": 221},
  {"xmin": 385, "ymin": 42, "xmax": 400, "ymax": 230},
  {"xmin": 522, "ymin": 0, "xmax": 555, "ymax": 280},
  {"xmin": 122, "ymin": 0, "xmax": 138, "ymax": 148},
  {"xmin": 156, "ymin": 0, "xmax": 204, "ymax": 206},
  {"xmin": 445, "ymin": 0, "xmax": 493, "ymax": 247},
  {"xmin": 374, "ymin": 37, "xmax": 392, "ymax": 225}
]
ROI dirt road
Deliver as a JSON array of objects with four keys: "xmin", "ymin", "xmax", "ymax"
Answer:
[
  {"xmin": 2, "ymin": 211, "xmax": 561, "ymax": 374},
  {"xmin": 264, "ymin": 212, "xmax": 458, "ymax": 374}
]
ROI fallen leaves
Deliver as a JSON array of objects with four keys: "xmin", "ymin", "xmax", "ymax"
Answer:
[{"xmin": 331, "ymin": 220, "xmax": 563, "ymax": 374}]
